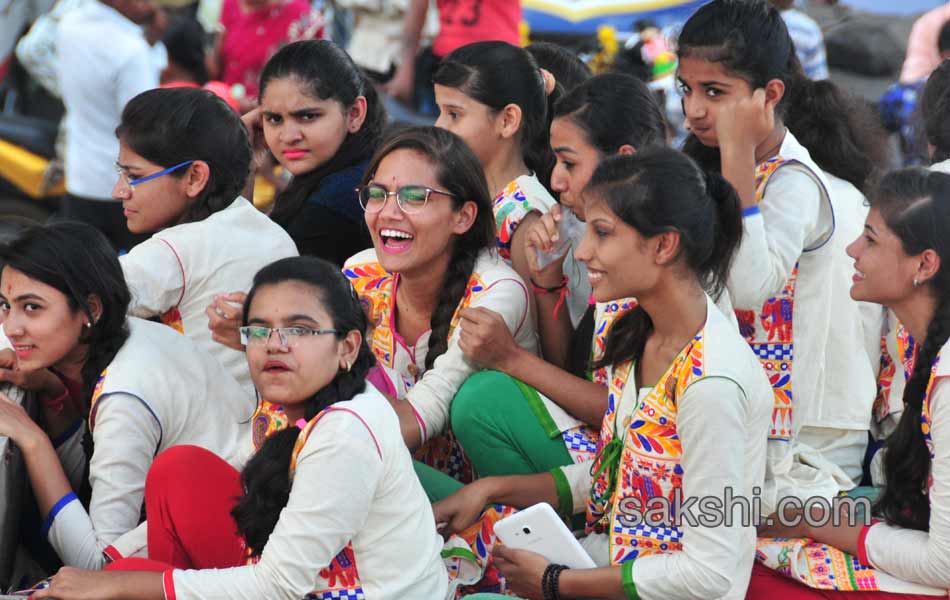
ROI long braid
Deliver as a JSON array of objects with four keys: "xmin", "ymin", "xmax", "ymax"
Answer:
[
  {"xmin": 426, "ymin": 246, "xmax": 479, "ymax": 371},
  {"xmin": 231, "ymin": 257, "xmax": 377, "ymax": 557},
  {"xmin": 875, "ymin": 298, "xmax": 950, "ymax": 530}
]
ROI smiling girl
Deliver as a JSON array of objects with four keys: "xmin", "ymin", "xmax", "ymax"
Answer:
[
  {"xmin": 677, "ymin": 0, "xmax": 876, "ymax": 504},
  {"xmin": 0, "ymin": 222, "xmax": 251, "ymax": 571},
  {"xmin": 750, "ymin": 169, "xmax": 950, "ymax": 598},
  {"xmin": 28, "ymin": 256, "xmax": 448, "ymax": 600},
  {"xmin": 114, "ymin": 87, "xmax": 298, "ymax": 398},
  {"xmin": 340, "ymin": 126, "xmax": 543, "ymax": 492},
  {"xmin": 437, "ymin": 148, "xmax": 773, "ymax": 600},
  {"xmin": 252, "ymin": 40, "xmax": 386, "ymax": 264}
]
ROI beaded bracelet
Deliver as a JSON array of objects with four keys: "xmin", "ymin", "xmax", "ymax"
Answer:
[{"xmin": 542, "ymin": 563, "xmax": 568, "ymax": 600}]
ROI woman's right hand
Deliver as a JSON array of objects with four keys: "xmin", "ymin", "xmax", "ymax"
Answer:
[
  {"xmin": 715, "ymin": 88, "xmax": 776, "ymax": 155},
  {"xmin": 0, "ymin": 348, "xmax": 63, "ymax": 396},
  {"xmin": 524, "ymin": 205, "xmax": 568, "ymax": 287},
  {"xmin": 240, "ymin": 106, "xmax": 270, "ymax": 167},
  {"xmin": 432, "ymin": 478, "xmax": 494, "ymax": 538},
  {"xmin": 206, "ymin": 292, "xmax": 246, "ymax": 352}
]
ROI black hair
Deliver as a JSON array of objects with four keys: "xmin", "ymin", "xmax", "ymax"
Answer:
[
  {"xmin": 920, "ymin": 60, "xmax": 950, "ymax": 163},
  {"xmin": 587, "ymin": 148, "xmax": 742, "ymax": 368},
  {"xmin": 678, "ymin": 0, "xmax": 888, "ymax": 193},
  {"xmin": 872, "ymin": 169, "xmax": 950, "ymax": 532},
  {"xmin": 260, "ymin": 40, "xmax": 387, "ymax": 227},
  {"xmin": 116, "ymin": 87, "xmax": 251, "ymax": 226},
  {"xmin": 161, "ymin": 16, "xmax": 209, "ymax": 85},
  {"xmin": 0, "ymin": 222, "xmax": 131, "ymax": 404},
  {"xmin": 361, "ymin": 126, "xmax": 495, "ymax": 370},
  {"xmin": 434, "ymin": 41, "xmax": 556, "ymax": 190},
  {"xmin": 939, "ymin": 20, "xmax": 950, "ymax": 55},
  {"xmin": 526, "ymin": 41, "xmax": 593, "ymax": 100},
  {"xmin": 554, "ymin": 72, "xmax": 667, "ymax": 155},
  {"xmin": 231, "ymin": 256, "xmax": 376, "ymax": 556}
]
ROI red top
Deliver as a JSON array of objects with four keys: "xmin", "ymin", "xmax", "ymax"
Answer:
[
  {"xmin": 219, "ymin": 0, "xmax": 324, "ymax": 99},
  {"xmin": 432, "ymin": 0, "xmax": 522, "ymax": 58}
]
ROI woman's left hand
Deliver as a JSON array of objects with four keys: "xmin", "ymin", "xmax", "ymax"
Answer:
[
  {"xmin": 493, "ymin": 545, "xmax": 550, "ymax": 600},
  {"xmin": 457, "ymin": 308, "xmax": 521, "ymax": 372},
  {"xmin": 0, "ymin": 390, "xmax": 43, "ymax": 448}
]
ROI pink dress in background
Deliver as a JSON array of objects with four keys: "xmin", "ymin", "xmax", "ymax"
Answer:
[{"xmin": 219, "ymin": 0, "xmax": 324, "ymax": 99}]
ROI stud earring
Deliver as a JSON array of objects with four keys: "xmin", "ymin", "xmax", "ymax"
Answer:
[{"xmin": 913, "ymin": 277, "xmax": 921, "ymax": 288}]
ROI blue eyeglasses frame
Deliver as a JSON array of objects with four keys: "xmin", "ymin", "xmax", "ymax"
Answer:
[{"xmin": 125, "ymin": 160, "xmax": 195, "ymax": 187}]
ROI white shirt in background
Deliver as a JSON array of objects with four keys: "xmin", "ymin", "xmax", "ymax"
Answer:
[
  {"xmin": 120, "ymin": 197, "xmax": 298, "ymax": 398},
  {"xmin": 56, "ymin": 0, "xmax": 159, "ymax": 200}
]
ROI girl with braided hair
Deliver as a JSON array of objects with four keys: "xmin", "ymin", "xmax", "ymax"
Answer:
[
  {"xmin": 342, "ymin": 125, "xmax": 540, "ymax": 495},
  {"xmin": 751, "ymin": 168, "xmax": 950, "ymax": 597}
]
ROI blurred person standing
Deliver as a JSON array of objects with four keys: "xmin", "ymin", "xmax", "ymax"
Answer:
[
  {"xmin": 336, "ymin": 0, "xmax": 437, "ymax": 82},
  {"xmin": 209, "ymin": 0, "xmax": 324, "ymax": 106},
  {"xmin": 56, "ymin": 0, "xmax": 165, "ymax": 252},
  {"xmin": 384, "ymin": 0, "xmax": 522, "ymax": 115}
]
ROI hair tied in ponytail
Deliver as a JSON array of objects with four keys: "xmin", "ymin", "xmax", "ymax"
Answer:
[{"xmin": 540, "ymin": 68, "xmax": 557, "ymax": 97}]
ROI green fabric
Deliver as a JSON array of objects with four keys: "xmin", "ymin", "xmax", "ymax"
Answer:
[
  {"xmin": 413, "ymin": 460, "xmax": 463, "ymax": 503},
  {"xmin": 512, "ymin": 377, "xmax": 561, "ymax": 438},
  {"xmin": 623, "ymin": 559, "xmax": 640, "ymax": 599},
  {"xmin": 550, "ymin": 466, "xmax": 574, "ymax": 520},
  {"xmin": 450, "ymin": 370, "xmax": 575, "ymax": 478}
]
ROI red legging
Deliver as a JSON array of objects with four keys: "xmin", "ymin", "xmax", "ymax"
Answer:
[
  {"xmin": 747, "ymin": 562, "xmax": 941, "ymax": 599},
  {"xmin": 108, "ymin": 445, "xmax": 246, "ymax": 571}
]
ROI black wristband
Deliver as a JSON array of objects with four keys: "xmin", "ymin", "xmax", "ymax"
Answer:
[{"xmin": 542, "ymin": 564, "xmax": 568, "ymax": 600}]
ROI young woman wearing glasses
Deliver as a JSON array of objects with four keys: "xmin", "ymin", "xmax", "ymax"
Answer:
[
  {"xmin": 0, "ymin": 221, "xmax": 251, "ymax": 572},
  {"xmin": 337, "ymin": 126, "xmax": 541, "ymax": 496},
  {"xmin": 113, "ymin": 87, "xmax": 298, "ymax": 399},
  {"xmin": 27, "ymin": 256, "xmax": 449, "ymax": 600}
]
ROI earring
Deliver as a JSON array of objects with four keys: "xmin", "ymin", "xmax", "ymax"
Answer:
[
  {"xmin": 914, "ymin": 277, "xmax": 921, "ymax": 288},
  {"xmin": 344, "ymin": 360, "xmax": 352, "ymax": 373},
  {"xmin": 85, "ymin": 321, "xmax": 92, "ymax": 328}
]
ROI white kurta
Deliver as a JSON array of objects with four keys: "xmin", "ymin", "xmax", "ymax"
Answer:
[
  {"xmin": 46, "ymin": 318, "xmax": 253, "ymax": 569},
  {"xmin": 120, "ymin": 197, "xmax": 298, "ymax": 397},
  {"xmin": 861, "ymin": 337, "xmax": 950, "ymax": 593},
  {"xmin": 559, "ymin": 295, "xmax": 773, "ymax": 599},
  {"xmin": 170, "ymin": 386, "xmax": 449, "ymax": 600},
  {"xmin": 730, "ymin": 132, "xmax": 874, "ymax": 502}
]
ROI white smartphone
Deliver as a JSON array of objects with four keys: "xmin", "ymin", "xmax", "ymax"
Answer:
[{"xmin": 493, "ymin": 503, "xmax": 596, "ymax": 569}]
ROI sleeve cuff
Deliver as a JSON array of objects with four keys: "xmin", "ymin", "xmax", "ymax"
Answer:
[
  {"xmin": 51, "ymin": 418, "xmax": 83, "ymax": 448},
  {"xmin": 42, "ymin": 491, "xmax": 78, "ymax": 538},
  {"xmin": 742, "ymin": 205, "xmax": 761, "ymax": 218},
  {"xmin": 622, "ymin": 559, "xmax": 640, "ymax": 600},
  {"xmin": 163, "ymin": 569, "xmax": 177, "ymax": 600},
  {"xmin": 856, "ymin": 519, "xmax": 880, "ymax": 567},
  {"xmin": 549, "ymin": 467, "xmax": 573, "ymax": 520},
  {"xmin": 407, "ymin": 400, "xmax": 428, "ymax": 442}
]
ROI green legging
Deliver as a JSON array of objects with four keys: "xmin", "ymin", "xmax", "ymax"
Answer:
[
  {"xmin": 413, "ymin": 370, "xmax": 579, "ymax": 505},
  {"xmin": 450, "ymin": 370, "xmax": 575, "ymax": 477}
]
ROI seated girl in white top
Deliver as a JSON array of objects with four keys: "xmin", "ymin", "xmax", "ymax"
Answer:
[
  {"xmin": 114, "ymin": 87, "xmax": 298, "ymax": 398},
  {"xmin": 678, "ymin": 0, "xmax": 876, "ymax": 503},
  {"xmin": 29, "ymin": 256, "xmax": 448, "ymax": 600},
  {"xmin": 751, "ymin": 168, "xmax": 950, "ymax": 598},
  {"xmin": 435, "ymin": 148, "xmax": 773, "ymax": 599},
  {"xmin": 0, "ymin": 222, "xmax": 251, "ymax": 571},
  {"xmin": 433, "ymin": 41, "xmax": 559, "ymax": 293}
]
